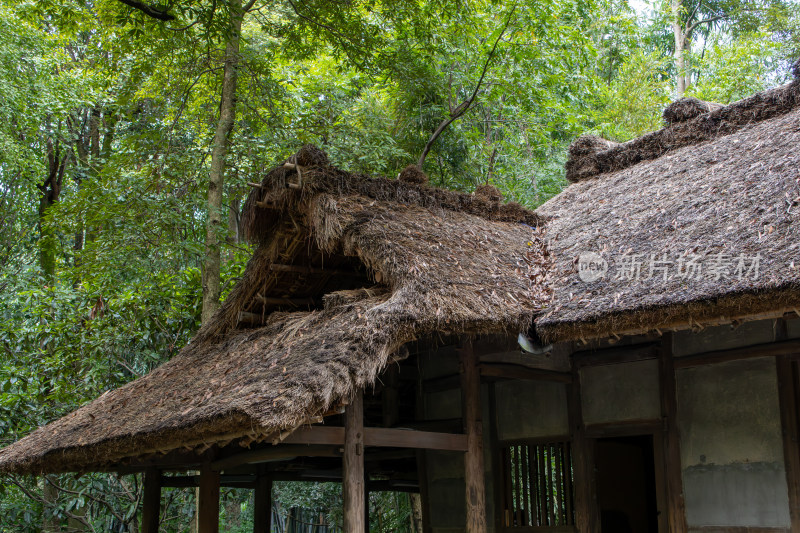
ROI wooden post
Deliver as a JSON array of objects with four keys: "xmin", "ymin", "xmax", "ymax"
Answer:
[
  {"xmin": 487, "ymin": 383, "xmax": 503, "ymax": 531},
  {"xmin": 344, "ymin": 391, "xmax": 366, "ymax": 533},
  {"xmin": 141, "ymin": 468, "xmax": 161, "ymax": 533},
  {"xmin": 568, "ymin": 350, "xmax": 598, "ymax": 533},
  {"xmin": 382, "ymin": 364, "xmax": 400, "ymax": 428},
  {"xmin": 775, "ymin": 319, "xmax": 800, "ymax": 530},
  {"xmin": 197, "ymin": 464, "xmax": 221, "ymax": 533},
  {"xmin": 659, "ymin": 333, "xmax": 687, "ymax": 533},
  {"xmin": 415, "ymin": 363, "xmax": 432, "ymax": 533},
  {"xmin": 460, "ymin": 341, "xmax": 487, "ymax": 533},
  {"xmin": 253, "ymin": 470, "xmax": 273, "ymax": 533}
]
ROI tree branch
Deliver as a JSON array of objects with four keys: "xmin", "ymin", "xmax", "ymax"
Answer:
[
  {"xmin": 686, "ymin": 14, "xmax": 727, "ymax": 39},
  {"xmin": 417, "ymin": 4, "xmax": 516, "ymax": 168},
  {"xmin": 117, "ymin": 0, "xmax": 176, "ymax": 21}
]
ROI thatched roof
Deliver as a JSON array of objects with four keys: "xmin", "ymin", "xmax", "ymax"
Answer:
[
  {"xmin": 0, "ymin": 157, "xmax": 549, "ymax": 474},
  {"xmin": 537, "ymin": 78, "xmax": 800, "ymax": 341}
]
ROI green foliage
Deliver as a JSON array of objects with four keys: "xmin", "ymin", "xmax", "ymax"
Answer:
[{"xmin": 0, "ymin": 0, "xmax": 798, "ymax": 528}]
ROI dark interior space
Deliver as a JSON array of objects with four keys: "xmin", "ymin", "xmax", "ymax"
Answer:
[{"xmin": 595, "ymin": 435, "xmax": 659, "ymax": 533}]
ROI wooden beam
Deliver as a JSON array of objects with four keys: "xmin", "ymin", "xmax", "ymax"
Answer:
[
  {"xmin": 343, "ymin": 392, "xmax": 366, "ymax": 533},
  {"xmin": 238, "ymin": 311, "xmax": 266, "ymax": 325},
  {"xmin": 269, "ymin": 263, "xmax": 355, "ymax": 276},
  {"xmin": 659, "ymin": 333, "xmax": 688, "ymax": 533},
  {"xmin": 282, "ymin": 426, "xmax": 344, "ymax": 445},
  {"xmin": 161, "ymin": 475, "xmax": 256, "ymax": 488},
  {"xmin": 478, "ymin": 362, "xmax": 572, "ymax": 383},
  {"xmin": 253, "ymin": 473, "xmax": 273, "ymax": 533},
  {"xmin": 255, "ymin": 294, "xmax": 317, "ymax": 307},
  {"xmin": 279, "ymin": 425, "xmax": 467, "ymax": 451},
  {"xmin": 572, "ymin": 342, "xmax": 659, "ymax": 368},
  {"xmin": 584, "ymin": 418, "xmax": 663, "ymax": 439},
  {"xmin": 564, "ymin": 308, "xmax": 800, "ymax": 343},
  {"xmin": 197, "ymin": 465, "xmax": 221, "ymax": 533},
  {"xmin": 211, "ymin": 445, "xmax": 340, "ymax": 471},
  {"xmin": 364, "ymin": 428, "xmax": 467, "ymax": 451},
  {"xmin": 674, "ymin": 338, "xmax": 800, "ymax": 369},
  {"xmin": 460, "ymin": 341, "xmax": 487, "ymax": 533},
  {"xmin": 141, "ymin": 468, "xmax": 161, "ymax": 533}
]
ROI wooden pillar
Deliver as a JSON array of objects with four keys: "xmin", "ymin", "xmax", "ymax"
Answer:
[
  {"xmin": 568, "ymin": 352, "xmax": 597, "ymax": 533},
  {"xmin": 459, "ymin": 341, "xmax": 487, "ymax": 533},
  {"xmin": 415, "ymin": 367, "xmax": 432, "ymax": 533},
  {"xmin": 487, "ymin": 382, "xmax": 503, "ymax": 531},
  {"xmin": 344, "ymin": 391, "xmax": 366, "ymax": 533},
  {"xmin": 141, "ymin": 468, "xmax": 161, "ymax": 533},
  {"xmin": 197, "ymin": 464, "xmax": 221, "ymax": 533},
  {"xmin": 253, "ymin": 471, "xmax": 273, "ymax": 533},
  {"xmin": 659, "ymin": 333, "xmax": 687, "ymax": 533},
  {"xmin": 776, "ymin": 318, "xmax": 800, "ymax": 530},
  {"xmin": 382, "ymin": 364, "xmax": 400, "ymax": 428}
]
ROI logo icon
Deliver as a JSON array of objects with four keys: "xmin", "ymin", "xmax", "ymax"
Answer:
[{"xmin": 578, "ymin": 252, "xmax": 608, "ymax": 282}]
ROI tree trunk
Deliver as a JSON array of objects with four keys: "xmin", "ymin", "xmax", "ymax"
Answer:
[
  {"xmin": 38, "ymin": 134, "xmax": 70, "ymax": 281},
  {"xmin": 672, "ymin": 0, "xmax": 687, "ymax": 97},
  {"xmin": 202, "ymin": 0, "xmax": 243, "ymax": 324}
]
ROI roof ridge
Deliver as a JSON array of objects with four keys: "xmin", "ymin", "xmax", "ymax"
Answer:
[
  {"xmin": 566, "ymin": 79, "xmax": 800, "ymax": 183},
  {"xmin": 241, "ymin": 155, "xmax": 542, "ymax": 243}
]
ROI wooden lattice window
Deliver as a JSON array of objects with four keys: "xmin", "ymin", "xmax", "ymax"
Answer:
[{"xmin": 500, "ymin": 439, "xmax": 575, "ymax": 530}]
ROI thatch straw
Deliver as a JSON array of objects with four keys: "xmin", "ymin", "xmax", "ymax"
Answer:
[
  {"xmin": 536, "ymin": 93, "xmax": 800, "ymax": 342},
  {"xmin": 0, "ymin": 152, "xmax": 550, "ymax": 475},
  {"xmin": 565, "ymin": 80, "xmax": 800, "ymax": 182},
  {"xmin": 474, "ymin": 184, "xmax": 503, "ymax": 202},
  {"xmin": 662, "ymin": 97, "xmax": 724, "ymax": 125},
  {"xmin": 565, "ymin": 135, "xmax": 621, "ymax": 182},
  {"xmin": 397, "ymin": 164, "xmax": 429, "ymax": 186}
]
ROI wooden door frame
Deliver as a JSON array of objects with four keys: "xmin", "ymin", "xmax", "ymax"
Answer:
[{"xmin": 585, "ymin": 420, "xmax": 668, "ymax": 533}]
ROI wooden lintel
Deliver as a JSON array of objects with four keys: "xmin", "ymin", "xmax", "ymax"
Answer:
[
  {"xmin": 280, "ymin": 425, "xmax": 467, "ymax": 452},
  {"xmin": 478, "ymin": 362, "xmax": 572, "ymax": 383},
  {"xmin": 161, "ymin": 474, "xmax": 256, "ymax": 488},
  {"xmin": 211, "ymin": 445, "xmax": 341, "ymax": 471},
  {"xmin": 269, "ymin": 263, "xmax": 355, "ymax": 276},
  {"xmin": 572, "ymin": 342, "xmax": 659, "ymax": 368},
  {"xmin": 584, "ymin": 418, "xmax": 663, "ymax": 439},
  {"xmin": 674, "ymin": 338, "xmax": 800, "ymax": 369},
  {"xmin": 368, "ymin": 480, "xmax": 420, "ymax": 493},
  {"xmin": 364, "ymin": 428, "xmax": 467, "ymax": 451}
]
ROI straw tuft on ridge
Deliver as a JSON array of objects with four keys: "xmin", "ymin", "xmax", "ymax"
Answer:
[
  {"xmin": 474, "ymin": 184, "xmax": 503, "ymax": 202},
  {"xmin": 397, "ymin": 164, "xmax": 429, "ymax": 186},
  {"xmin": 565, "ymin": 135, "xmax": 620, "ymax": 183},
  {"xmin": 565, "ymin": 80, "xmax": 800, "ymax": 183},
  {"xmin": 662, "ymin": 97, "xmax": 724, "ymax": 125}
]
